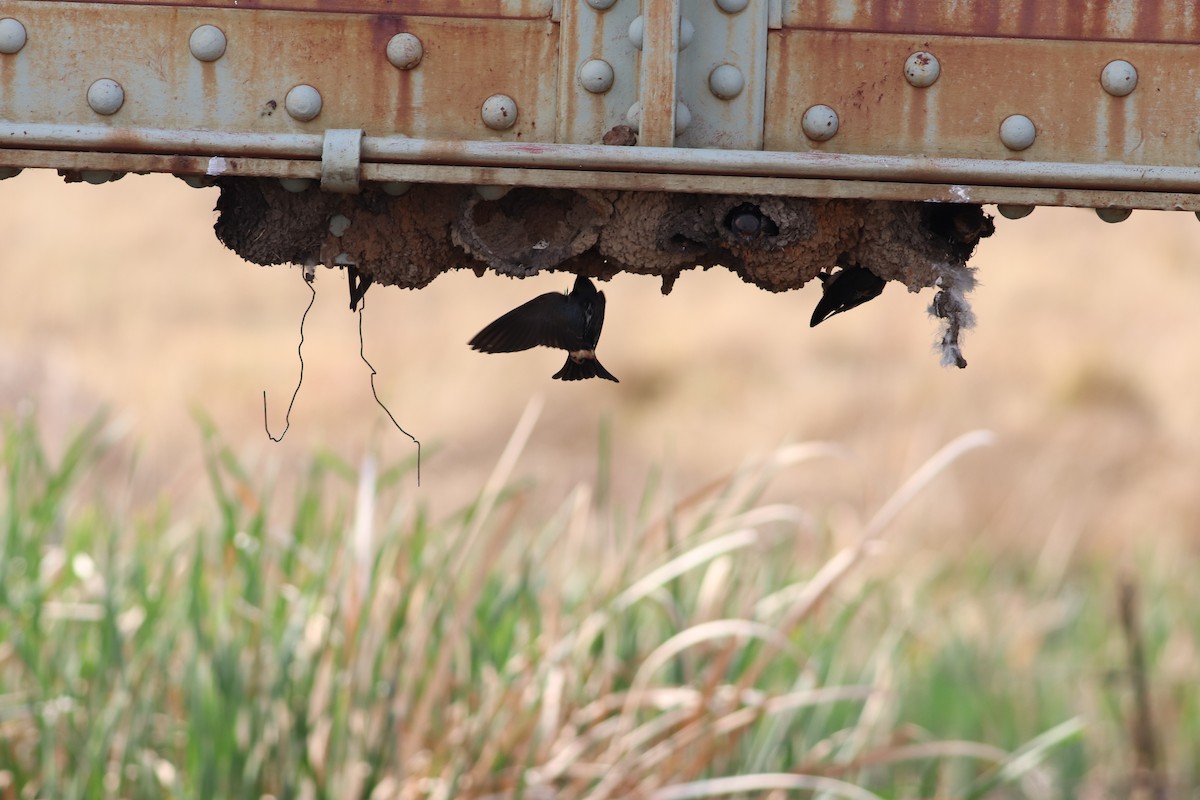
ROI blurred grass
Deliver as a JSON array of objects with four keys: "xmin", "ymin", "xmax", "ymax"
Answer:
[{"xmin": 3, "ymin": 413, "xmax": 1198, "ymax": 798}]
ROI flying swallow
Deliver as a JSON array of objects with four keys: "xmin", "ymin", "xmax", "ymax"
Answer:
[
  {"xmin": 809, "ymin": 266, "xmax": 886, "ymax": 327},
  {"xmin": 469, "ymin": 275, "xmax": 618, "ymax": 382}
]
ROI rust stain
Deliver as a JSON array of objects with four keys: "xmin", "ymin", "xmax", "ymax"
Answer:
[
  {"xmin": 784, "ymin": 0, "xmax": 1200, "ymax": 45},
  {"xmin": 52, "ymin": 0, "xmax": 549, "ymax": 20}
]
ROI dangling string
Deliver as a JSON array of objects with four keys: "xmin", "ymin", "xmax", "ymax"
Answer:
[
  {"xmin": 263, "ymin": 267, "xmax": 317, "ymax": 442},
  {"xmin": 357, "ymin": 297, "xmax": 422, "ymax": 486}
]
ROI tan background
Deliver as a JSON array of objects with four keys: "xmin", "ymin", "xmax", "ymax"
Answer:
[{"xmin": 1, "ymin": 170, "xmax": 1198, "ymax": 552}]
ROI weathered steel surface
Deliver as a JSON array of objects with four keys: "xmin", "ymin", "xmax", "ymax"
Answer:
[
  {"xmin": 765, "ymin": 31, "xmax": 1200, "ymax": 168},
  {"xmin": 0, "ymin": 2, "xmax": 558, "ymax": 142},
  {"xmin": 674, "ymin": 0, "xmax": 768, "ymax": 149},
  {"xmin": 555, "ymin": 0, "xmax": 639, "ymax": 144},
  {"xmin": 636, "ymin": 0, "xmax": 680, "ymax": 147},
  {"xmin": 783, "ymin": 0, "xmax": 1200, "ymax": 44},
  {"xmin": 2, "ymin": 0, "xmax": 1199, "ymax": 209},
  {"xmin": 39, "ymin": 0, "xmax": 554, "ymax": 19}
]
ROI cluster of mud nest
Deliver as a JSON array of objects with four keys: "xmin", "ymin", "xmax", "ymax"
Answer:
[{"xmin": 214, "ymin": 178, "xmax": 993, "ymax": 367}]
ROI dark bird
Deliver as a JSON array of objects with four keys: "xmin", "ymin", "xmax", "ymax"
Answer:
[
  {"xmin": 347, "ymin": 265, "xmax": 372, "ymax": 312},
  {"xmin": 810, "ymin": 266, "xmax": 886, "ymax": 327},
  {"xmin": 469, "ymin": 275, "xmax": 618, "ymax": 382}
]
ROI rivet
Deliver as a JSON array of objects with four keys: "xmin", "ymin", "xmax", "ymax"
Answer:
[
  {"xmin": 87, "ymin": 79, "xmax": 125, "ymax": 116},
  {"xmin": 1100, "ymin": 59, "xmax": 1138, "ymax": 97},
  {"xmin": 279, "ymin": 178, "xmax": 313, "ymax": 193},
  {"xmin": 80, "ymin": 170, "xmax": 121, "ymax": 185},
  {"xmin": 997, "ymin": 204, "xmax": 1034, "ymax": 220},
  {"xmin": 188, "ymin": 25, "xmax": 226, "ymax": 62},
  {"xmin": 0, "ymin": 18, "xmax": 27, "ymax": 54},
  {"xmin": 329, "ymin": 214, "xmax": 351, "ymax": 237},
  {"xmin": 629, "ymin": 15, "xmax": 694, "ymax": 51},
  {"xmin": 178, "ymin": 175, "xmax": 212, "ymax": 189},
  {"xmin": 285, "ymin": 85, "xmax": 322, "ymax": 122},
  {"xmin": 625, "ymin": 101, "xmax": 641, "ymax": 131},
  {"xmin": 675, "ymin": 101, "xmax": 692, "ymax": 135},
  {"xmin": 715, "ymin": 0, "xmax": 749, "ymax": 12},
  {"xmin": 801, "ymin": 104, "xmax": 839, "ymax": 141},
  {"xmin": 481, "ymin": 94, "xmax": 518, "ymax": 130},
  {"xmin": 903, "ymin": 51, "xmax": 940, "ymax": 88},
  {"xmin": 586, "ymin": 0, "xmax": 618, "ymax": 9},
  {"xmin": 386, "ymin": 33, "xmax": 423, "ymax": 70},
  {"xmin": 999, "ymin": 114, "xmax": 1036, "ymax": 151},
  {"xmin": 1096, "ymin": 207, "xmax": 1132, "ymax": 223},
  {"xmin": 475, "ymin": 185, "xmax": 511, "ymax": 200},
  {"xmin": 579, "ymin": 59, "xmax": 615, "ymax": 94},
  {"xmin": 708, "ymin": 63, "xmax": 744, "ymax": 100},
  {"xmin": 381, "ymin": 181, "xmax": 412, "ymax": 196},
  {"xmin": 0, "ymin": 167, "xmax": 21, "ymax": 180}
]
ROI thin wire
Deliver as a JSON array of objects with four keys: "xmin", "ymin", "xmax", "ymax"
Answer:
[
  {"xmin": 263, "ymin": 273, "xmax": 317, "ymax": 442},
  {"xmin": 358, "ymin": 297, "xmax": 422, "ymax": 486}
]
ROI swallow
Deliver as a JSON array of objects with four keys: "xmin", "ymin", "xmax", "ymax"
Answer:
[
  {"xmin": 347, "ymin": 265, "xmax": 372, "ymax": 312},
  {"xmin": 469, "ymin": 275, "xmax": 618, "ymax": 382},
  {"xmin": 809, "ymin": 266, "xmax": 886, "ymax": 327},
  {"xmin": 724, "ymin": 203, "xmax": 779, "ymax": 239}
]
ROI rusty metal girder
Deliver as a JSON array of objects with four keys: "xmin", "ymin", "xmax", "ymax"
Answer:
[{"xmin": 0, "ymin": 0, "xmax": 1199, "ymax": 209}]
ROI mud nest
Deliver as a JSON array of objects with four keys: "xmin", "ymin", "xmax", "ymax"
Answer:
[{"xmin": 214, "ymin": 179, "xmax": 993, "ymax": 364}]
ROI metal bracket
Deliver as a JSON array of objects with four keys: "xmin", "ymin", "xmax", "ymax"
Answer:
[
  {"xmin": 321, "ymin": 128, "xmax": 364, "ymax": 193},
  {"xmin": 675, "ymin": 0, "xmax": 768, "ymax": 149}
]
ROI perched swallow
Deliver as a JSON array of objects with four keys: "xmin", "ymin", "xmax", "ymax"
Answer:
[
  {"xmin": 809, "ymin": 266, "xmax": 886, "ymax": 327},
  {"xmin": 724, "ymin": 203, "xmax": 779, "ymax": 239},
  {"xmin": 347, "ymin": 265, "xmax": 372, "ymax": 312},
  {"xmin": 469, "ymin": 275, "xmax": 618, "ymax": 382}
]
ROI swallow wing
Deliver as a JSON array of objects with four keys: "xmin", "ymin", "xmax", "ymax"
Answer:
[
  {"xmin": 469, "ymin": 292, "xmax": 580, "ymax": 353},
  {"xmin": 809, "ymin": 268, "xmax": 886, "ymax": 327},
  {"xmin": 584, "ymin": 290, "xmax": 607, "ymax": 348}
]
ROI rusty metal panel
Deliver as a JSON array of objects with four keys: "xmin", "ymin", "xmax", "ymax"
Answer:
[
  {"xmin": 782, "ymin": 0, "xmax": 1200, "ymax": 44},
  {"xmin": 33, "ymin": 0, "xmax": 554, "ymax": 20},
  {"xmin": 764, "ymin": 30, "xmax": 1200, "ymax": 168},
  {"xmin": 0, "ymin": 2, "xmax": 558, "ymax": 142}
]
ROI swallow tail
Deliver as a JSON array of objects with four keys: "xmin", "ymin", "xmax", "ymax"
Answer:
[{"xmin": 553, "ymin": 356, "xmax": 619, "ymax": 383}]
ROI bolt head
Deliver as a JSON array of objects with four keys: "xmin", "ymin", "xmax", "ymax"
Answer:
[
  {"xmin": 279, "ymin": 178, "xmax": 313, "ymax": 193},
  {"xmin": 87, "ymin": 79, "xmax": 125, "ymax": 115},
  {"xmin": 189, "ymin": 25, "xmax": 227, "ymax": 62},
  {"xmin": 625, "ymin": 101, "xmax": 642, "ymax": 131},
  {"xmin": 381, "ymin": 181, "xmax": 412, "ymax": 196},
  {"xmin": 481, "ymin": 94, "xmax": 518, "ymax": 130},
  {"xmin": 629, "ymin": 15, "xmax": 693, "ymax": 51},
  {"xmin": 386, "ymin": 33, "xmax": 423, "ymax": 70},
  {"xmin": 579, "ymin": 59, "xmax": 614, "ymax": 94},
  {"xmin": 674, "ymin": 101, "xmax": 692, "ymax": 134},
  {"xmin": 475, "ymin": 185, "xmax": 511, "ymax": 200},
  {"xmin": 285, "ymin": 84, "xmax": 322, "ymax": 122},
  {"xmin": 997, "ymin": 204, "xmax": 1034, "ymax": 220},
  {"xmin": 1100, "ymin": 59, "xmax": 1138, "ymax": 97},
  {"xmin": 801, "ymin": 104, "xmax": 839, "ymax": 142},
  {"xmin": 903, "ymin": 51, "xmax": 940, "ymax": 88},
  {"xmin": 716, "ymin": 0, "xmax": 750, "ymax": 11},
  {"xmin": 0, "ymin": 18, "xmax": 27, "ymax": 54},
  {"xmin": 1096, "ymin": 207, "xmax": 1132, "ymax": 223},
  {"xmin": 999, "ymin": 114, "xmax": 1036, "ymax": 151},
  {"xmin": 708, "ymin": 63, "xmax": 745, "ymax": 100},
  {"xmin": 586, "ymin": 0, "xmax": 618, "ymax": 9}
]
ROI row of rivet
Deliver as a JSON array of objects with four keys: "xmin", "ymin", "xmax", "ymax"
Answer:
[
  {"xmin": 579, "ymin": 1, "xmax": 749, "ymax": 138},
  {"xmin": 0, "ymin": 19, "xmax": 525, "ymax": 132},
  {"xmin": 804, "ymin": 52, "xmax": 1139, "ymax": 150}
]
